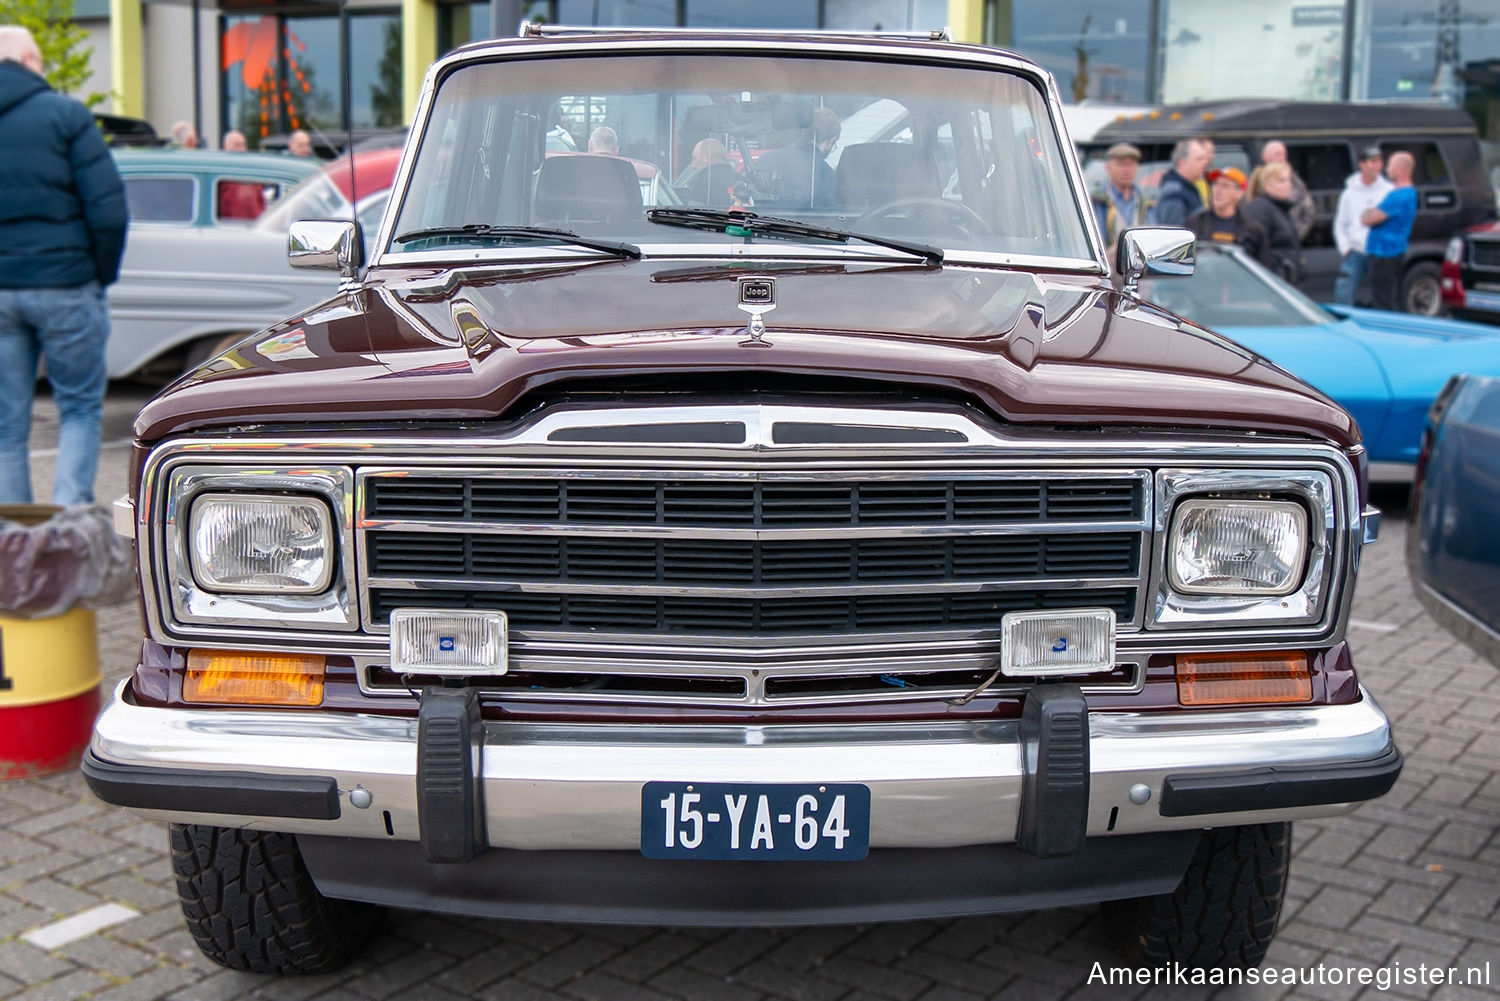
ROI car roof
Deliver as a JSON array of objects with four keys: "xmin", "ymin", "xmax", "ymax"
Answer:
[
  {"xmin": 111, "ymin": 149, "xmax": 323, "ymax": 180},
  {"xmin": 436, "ymin": 27, "xmax": 1044, "ymax": 82},
  {"xmin": 1093, "ymin": 99, "xmax": 1479, "ymax": 143}
]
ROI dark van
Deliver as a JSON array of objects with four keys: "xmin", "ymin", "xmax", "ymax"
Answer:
[{"xmin": 1086, "ymin": 100, "xmax": 1495, "ymax": 313}]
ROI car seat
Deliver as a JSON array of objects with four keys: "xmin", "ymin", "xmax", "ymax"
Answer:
[
  {"xmin": 534, "ymin": 155, "xmax": 642, "ymax": 224},
  {"xmin": 835, "ymin": 143, "xmax": 940, "ymax": 211}
]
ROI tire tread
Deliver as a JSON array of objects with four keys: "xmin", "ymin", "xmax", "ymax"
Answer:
[
  {"xmin": 1104, "ymin": 822, "xmax": 1290, "ymax": 969},
  {"xmin": 170, "ymin": 823, "xmax": 379, "ymax": 974}
]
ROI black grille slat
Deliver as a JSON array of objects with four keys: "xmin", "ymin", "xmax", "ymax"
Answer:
[
  {"xmin": 369, "ymin": 531, "xmax": 1140, "ymax": 586},
  {"xmin": 366, "ymin": 477, "xmax": 1141, "ymax": 526},
  {"xmin": 369, "ymin": 587, "xmax": 1137, "ymax": 635}
]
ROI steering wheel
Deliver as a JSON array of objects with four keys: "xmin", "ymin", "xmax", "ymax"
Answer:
[{"xmin": 853, "ymin": 198, "xmax": 992, "ymax": 240}]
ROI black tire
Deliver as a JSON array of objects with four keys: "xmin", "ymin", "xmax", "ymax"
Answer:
[
  {"xmin": 1102, "ymin": 822, "xmax": 1290, "ymax": 969},
  {"xmin": 1401, "ymin": 261, "xmax": 1444, "ymax": 316},
  {"xmin": 170, "ymin": 823, "xmax": 382, "ymax": 974}
]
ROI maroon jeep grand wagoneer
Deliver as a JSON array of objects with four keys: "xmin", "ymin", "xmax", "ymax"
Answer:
[{"xmin": 85, "ymin": 23, "xmax": 1398, "ymax": 975}]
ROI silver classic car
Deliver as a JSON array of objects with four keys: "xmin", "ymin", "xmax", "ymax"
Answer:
[
  {"xmin": 107, "ymin": 150, "xmax": 396, "ymax": 378},
  {"xmin": 87, "ymin": 25, "xmax": 1398, "ymax": 976}
]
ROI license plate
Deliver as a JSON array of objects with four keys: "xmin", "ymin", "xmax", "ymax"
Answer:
[
  {"xmin": 641, "ymin": 782, "xmax": 871, "ymax": 861},
  {"xmin": 1464, "ymin": 291, "xmax": 1500, "ymax": 312}
]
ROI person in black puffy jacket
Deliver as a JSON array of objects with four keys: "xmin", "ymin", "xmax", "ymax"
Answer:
[
  {"xmin": 1242, "ymin": 162, "xmax": 1305, "ymax": 285},
  {"xmin": 0, "ymin": 26, "xmax": 126, "ymax": 505}
]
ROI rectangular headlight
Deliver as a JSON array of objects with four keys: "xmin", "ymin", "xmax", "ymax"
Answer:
[
  {"xmin": 189, "ymin": 494, "xmax": 334, "ymax": 594},
  {"xmin": 1169, "ymin": 499, "xmax": 1307, "ymax": 596}
]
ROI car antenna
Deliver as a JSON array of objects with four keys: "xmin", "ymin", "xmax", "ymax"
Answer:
[{"xmin": 339, "ymin": 0, "xmax": 357, "ymax": 233}]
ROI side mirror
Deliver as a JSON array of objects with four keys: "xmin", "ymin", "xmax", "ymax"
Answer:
[
  {"xmin": 1118, "ymin": 228, "xmax": 1195, "ymax": 294},
  {"xmin": 289, "ymin": 219, "xmax": 363, "ymax": 280}
]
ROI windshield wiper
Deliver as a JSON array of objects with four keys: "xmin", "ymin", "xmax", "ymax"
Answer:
[
  {"xmin": 391, "ymin": 225, "xmax": 641, "ymax": 259},
  {"xmin": 646, "ymin": 208, "xmax": 943, "ymax": 267}
]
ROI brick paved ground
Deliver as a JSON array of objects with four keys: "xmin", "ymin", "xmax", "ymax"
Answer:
[{"xmin": 3, "ymin": 386, "xmax": 1500, "ymax": 1000}]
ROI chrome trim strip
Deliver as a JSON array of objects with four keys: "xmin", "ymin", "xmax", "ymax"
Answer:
[
  {"xmin": 361, "ymin": 576, "xmax": 1141, "ymax": 599},
  {"xmin": 359, "ymin": 520, "xmax": 1152, "ymax": 539},
  {"xmin": 354, "ymin": 653, "xmax": 1145, "ymax": 707},
  {"xmin": 91, "ymin": 681, "xmax": 1394, "ymax": 848}
]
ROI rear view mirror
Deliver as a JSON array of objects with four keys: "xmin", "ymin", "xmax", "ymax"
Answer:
[
  {"xmin": 289, "ymin": 219, "xmax": 363, "ymax": 281},
  {"xmin": 1118, "ymin": 228, "xmax": 1195, "ymax": 294}
]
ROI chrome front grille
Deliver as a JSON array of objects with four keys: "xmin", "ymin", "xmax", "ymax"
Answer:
[{"xmin": 357, "ymin": 467, "xmax": 1153, "ymax": 704}]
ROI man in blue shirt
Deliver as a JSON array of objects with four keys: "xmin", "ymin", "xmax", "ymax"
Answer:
[{"xmin": 1360, "ymin": 151, "xmax": 1418, "ymax": 312}]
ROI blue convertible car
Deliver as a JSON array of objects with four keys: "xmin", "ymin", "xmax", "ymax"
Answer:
[{"xmin": 1143, "ymin": 245, "xmax": 1500, "ymax": 483}]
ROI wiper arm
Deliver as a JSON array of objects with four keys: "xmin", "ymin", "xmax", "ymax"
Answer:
[
  {"xmin": 392, "ymin": 225, "xmax": 641, "ymax": 259},
  {"xmin": 647, "ymin": 208, "xmax": 943, "ymax": 267}
]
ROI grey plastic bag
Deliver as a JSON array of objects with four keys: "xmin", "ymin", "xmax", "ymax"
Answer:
[{"xmin": 0, "ymin": 505, "xmax": 135, "ymax": 619}]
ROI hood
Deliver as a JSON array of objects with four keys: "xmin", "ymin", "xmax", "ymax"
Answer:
[
  {"xmin": 0, "ymin": 61, "xmax": 47, "ymax": 116},
  {"xmin": 135, "ymin": 259, "xmax": 1359, "ymax": 448}
]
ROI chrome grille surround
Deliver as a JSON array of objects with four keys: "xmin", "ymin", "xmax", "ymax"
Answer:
[{"xmin": 135, "ymin": 403, "xmax": 1364, "ymax": 707}]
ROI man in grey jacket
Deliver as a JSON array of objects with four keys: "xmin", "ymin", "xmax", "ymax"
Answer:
[
  {"xmin": 1332, "ymin": 145, "xmax": 1393, "ymax": 305},
  {"xmin": 0, "ymin": 26, "xmax": 127, "ymax": 505}
]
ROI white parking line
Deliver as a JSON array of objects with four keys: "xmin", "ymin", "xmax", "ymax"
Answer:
[
  {"xmin": 1349, "ymin": 619, "xmax": 1399, "ymax": 634},
  {"xmin": 21, "ymin": 903, "xmax": 140, "ymax": 950},
  {"xmin": 30, "ymin": 438, "xmax": 133, "ymax": 459}
]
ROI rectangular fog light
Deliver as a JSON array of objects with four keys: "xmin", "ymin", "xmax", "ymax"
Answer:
[
  {"xmin": 1001, "ymin": 609, "xmax": 1115, "ymax": 678},
  {"xmin": 390, "ymin": 609, "xmax": 508, "ymax": 677}
]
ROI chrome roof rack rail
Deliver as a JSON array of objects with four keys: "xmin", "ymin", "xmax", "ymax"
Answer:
[{"xmin": 518, "ymin": 21, "xmax": 952, "ymax": 42}]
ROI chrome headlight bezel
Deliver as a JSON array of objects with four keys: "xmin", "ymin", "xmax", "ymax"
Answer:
[
  {"xmin": 159, "ymin": 464, "xmax": 359, "ymax": 633},
  {"xmin": 1150, "ymin": 469, "xmax": 1337, "ymax": 630}
]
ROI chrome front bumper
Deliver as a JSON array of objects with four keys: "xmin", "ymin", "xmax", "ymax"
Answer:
[
  {"xmin": 86, "ymin": 680, "xmax": 1399, "ymax": 850},
  {"xmin": 87, "ymin": 678, "xmax": 1398, "ymax": 852}
]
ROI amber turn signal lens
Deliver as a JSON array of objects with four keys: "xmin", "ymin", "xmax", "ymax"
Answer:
[
  {"xmin": 1176, "ymin": 651, "xmax": 1312, "ymax": 707},
  {"xmin": 183, "ymin": 649, "xmax": 325, "ymax": 706}
]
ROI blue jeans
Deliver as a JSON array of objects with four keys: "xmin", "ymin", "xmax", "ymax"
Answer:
[
  {"xmin": 1333, "ymin": 251, "xmax": 1368, "ymax": 306},
  {"xmin": 0, "ymin": 283, "xmax": 109, "ymax": 505}
]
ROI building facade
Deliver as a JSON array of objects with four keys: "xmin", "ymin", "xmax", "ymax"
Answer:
[{"xmin": 68, "ymin": 0, "xmax": 1500, "ymax": 145}]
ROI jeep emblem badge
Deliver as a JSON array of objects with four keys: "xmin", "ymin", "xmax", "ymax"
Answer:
[
  {"xmin": 736, "ymin": 277, "xmax": 776, "ymax": 347},
  {"xmin": 739, "ymin": 278, "xmax": 775, "ymax": 306}
]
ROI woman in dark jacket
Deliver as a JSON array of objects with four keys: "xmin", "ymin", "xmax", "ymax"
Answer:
[{"xmin": 1242, "ymin": 163, "xmax": 1305, "ymax": 284}]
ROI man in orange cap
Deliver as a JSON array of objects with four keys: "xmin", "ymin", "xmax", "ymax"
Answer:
[{"xmin": 1186, "ymin": 166, "xmax": 1267, "ymax": 261}]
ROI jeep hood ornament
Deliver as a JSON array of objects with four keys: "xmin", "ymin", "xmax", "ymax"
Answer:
[{"xmin": 737, "ymin": 277, "xmax": 776, "ymax": 348}]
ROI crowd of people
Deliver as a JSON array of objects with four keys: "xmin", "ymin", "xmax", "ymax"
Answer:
[
  {"xmin": 1092, "ymin": 135, "xmax": 1418, "ymax": 309},
  {"xmin": 169, "ymin": 120, "xmax": 313, "ymax": 157}
]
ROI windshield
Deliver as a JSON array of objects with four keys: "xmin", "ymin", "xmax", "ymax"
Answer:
[
  {"xmin": 385, "ymin": 53, "xmax": 1094, "ymax": 264},
  {"xmin": 257, "ymin": 174, "xmax": 347, "ymax": 233},
  {"xmin": 1141, "ymin": 248, "xmax": 1333, "ymax": 329}
]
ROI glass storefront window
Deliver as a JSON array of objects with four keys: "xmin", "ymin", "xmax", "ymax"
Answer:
[
  {"xmin": 1159, "ymin": 0, "xmax": 1347, "ymax": 103},
  {"xmin": 822, "ymin": 0, "xmax": 947, "ymax": 31},
  {"xmin": 1352, "ymin": 0, "xmax": 1500, "ymax": 138},
  {"xmin": 999, "ymin": 0, "xmax": 1155, "ymax": 104},
  {"xmin": 221, "ymin": 9, "xmax": 401, "ymax": 146}
]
